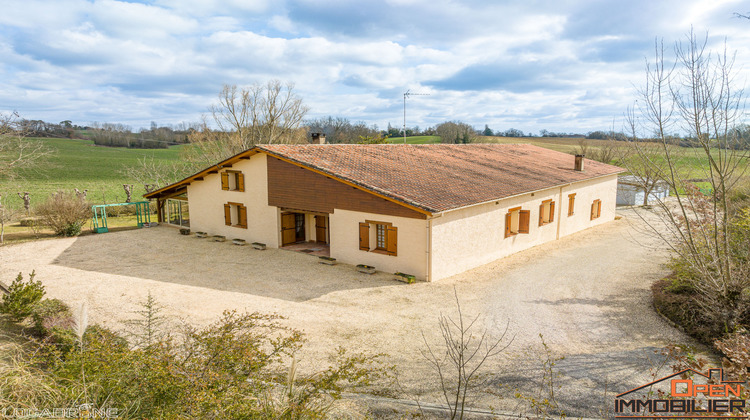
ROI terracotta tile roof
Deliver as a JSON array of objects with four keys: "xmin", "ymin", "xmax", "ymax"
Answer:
[{"xmin": 257, "ymin": 143, "xmax": 624, "ymax": 213}]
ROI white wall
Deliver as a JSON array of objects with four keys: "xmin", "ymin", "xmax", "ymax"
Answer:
[
  {"xmin": 186, "ymin": 153, "xmax": 279, "ymax": 247},
  {"xmin": 330, "ymin": 209, "xmax": 428, "ymax": 280},
  {"xmin": 430, "ymin": 175, "xmax": 618, "ymax": 281}
]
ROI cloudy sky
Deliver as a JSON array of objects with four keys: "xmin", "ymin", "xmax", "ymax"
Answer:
[{"xmin": 1, "ymin": 0, "xmax": 748, "ymax": 134}]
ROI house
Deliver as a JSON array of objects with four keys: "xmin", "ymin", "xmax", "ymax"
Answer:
[
  {"xmin": 616, "ymin": 175, "xmax": 670, "ymax": 206},
  {"xmin": 144, "ymin": 141, "xmax": 624, "ymax": 281}
]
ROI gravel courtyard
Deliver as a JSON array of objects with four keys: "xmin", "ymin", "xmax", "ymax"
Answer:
[{"xmin": 0, "ymin": 208, "xmax": 699, "ymax": 417}]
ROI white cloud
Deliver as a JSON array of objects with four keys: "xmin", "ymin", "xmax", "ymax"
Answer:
[{"xmin": 0, "ymin": 0, "xmax": 748, "ymax": 132}]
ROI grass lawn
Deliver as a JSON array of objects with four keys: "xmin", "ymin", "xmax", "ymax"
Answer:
[
  {"xmin": 0, "ymin": 137, "xmax": 183, "ymax": 208},
  {"xmin": 1, "ymin": 214, "xmax": 144, "ymax": 245}
]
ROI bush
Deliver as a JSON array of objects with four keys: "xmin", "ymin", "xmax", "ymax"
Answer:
[
  {"xmin": 652, "ymin": 278, "xmax": 724, "ymax": 345},
  {"xmin": 35, "ymin": 191, "xmax": 90, "ymax": 236},
  {"xmin": 30, "ymin": 298, "xmax": 73, "ymax": 336},
  {"xmin": 0, "ymin": 271, "xmax": 45, "ymax": 322},
  {"xmin": 8, "ymin": 305, "xmax": 390, "ymax": 419}
]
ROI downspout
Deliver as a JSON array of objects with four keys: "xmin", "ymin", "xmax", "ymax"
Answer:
[
  {"xmin": 555, "ymin": 186, "xmax": 564, "ymax": 240},
  {"xmin": 426, "ymin": 212, "xmax": 443, "ymax": 282},
  {"xmin": 427, "ymin": 218, "xmax": 432, "ymax": 282}
]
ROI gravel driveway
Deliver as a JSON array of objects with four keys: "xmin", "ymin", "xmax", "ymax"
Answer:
[{"xmin": 0, "ymin": 208, "xmax": 699, "ymax": 417}]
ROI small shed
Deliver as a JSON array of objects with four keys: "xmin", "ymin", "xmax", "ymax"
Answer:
[{"xmin": 617, "ymin": 175, "xmax": 669, "ymax": 206}]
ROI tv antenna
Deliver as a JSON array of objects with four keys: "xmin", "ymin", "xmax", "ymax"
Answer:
[{"xmin": 403, "ymin": 89, "xmax": 430, "ymax": 144}]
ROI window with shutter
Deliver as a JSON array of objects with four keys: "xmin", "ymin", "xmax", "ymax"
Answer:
[
  {"xmin": 221, "ymin": 170, "xmax": 245, "ymax": 191},
  {"xmin": 224, "ymin": 202, "xmax": 247, "ymax": 228},
  {"xmin": 505, "ymin": 207, "xmax": 530, "ymax": 237},
  {"xmin": 360, "ymin": 221, "xmax": 398, "ymax": 256},
  {"xmin": 591, "ymin": 199, "xmax": 602, "ymax": 220},
  {"xmin": 539, "ymin": 199, "xmax": 554, "ymax": 226},
  {"xmin": 568, "ymin": 193, "xmax": 576, "ymax": 216}
]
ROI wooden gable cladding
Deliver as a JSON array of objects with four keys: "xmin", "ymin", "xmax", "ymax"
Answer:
[{"xmin": 266, "ymin": 157, "xmax": 426, "ymax": 219}]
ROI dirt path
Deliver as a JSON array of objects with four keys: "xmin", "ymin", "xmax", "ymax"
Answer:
[{"xmin": 0, "ymin": 209, "xmax": 698, "ymax": 417}]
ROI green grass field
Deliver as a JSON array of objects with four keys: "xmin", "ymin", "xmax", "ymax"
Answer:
[
  {"xmin": 1, "ymin": 135, "xmax": 739, "ymax": 212},
  {"xmin": 0, "ymin": 137, "xmax": 183, "ymax": 209}
]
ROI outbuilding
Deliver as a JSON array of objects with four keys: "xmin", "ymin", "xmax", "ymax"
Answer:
[
  {"xmin": 145, "ymin": 142, "xmax": 624, "ymax": 281},
  {"xmin": 616, "ymin": 175, "xmax": 670, "ymax": 206}
]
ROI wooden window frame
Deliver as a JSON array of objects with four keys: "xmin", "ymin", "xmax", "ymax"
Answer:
[
  {"xmin": 505, "ymin": 207, "xmax": 530, "ymax": 238},
  {"xmin": 221, "ymin": 170, "xmax": 245, "ymax": 192},
  {"xmin": 538, "ymin": 199, "xmax": 555, "ymax": 226},
  {"xmin": 568, "ymin": 193, "xmax": 576, "ymax": 216},
  {"xmin": 224, "ymin": 202, "xmax": 248, "ymax": 228},
  {"xmin": 360, "ymin": 220, "xmax": 397, "ymax": 256},
  {"xmin": 590, "ymin": 199, "xmax": 602, "ymax": 220}
]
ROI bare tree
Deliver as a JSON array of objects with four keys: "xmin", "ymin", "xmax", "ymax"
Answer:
[
  {"xmin": 119, "ymin": 156, "xmax": 192, "ymax": 193},
  {"xmin": 576, "ymin": 136, "xmax": 632, "ymax": 165},
  {"xmin": 184, "ymin": 81, "xmax": 309, "ymax": 165},
  {"xmin": 0, "ymin": 112, "xmax": 53, "ymax": 181},
  {"xmin": 626, "ymin": 32, "xmax": 750, "ymax": 329},
  {"xmin": 421, "ymin": 288, "xmax": 513, "ymax": 419}
]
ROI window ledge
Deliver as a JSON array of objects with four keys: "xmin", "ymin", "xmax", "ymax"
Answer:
[{"xmin": 370, "ymin": 249, "xmax": 396, "ymax": 256}]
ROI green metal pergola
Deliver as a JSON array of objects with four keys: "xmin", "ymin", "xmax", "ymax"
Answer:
[{"xmin": 92, "ymin": 201, "xmax": 152, "ymax": 233}]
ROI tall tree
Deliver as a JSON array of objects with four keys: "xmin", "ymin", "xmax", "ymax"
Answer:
[
  {"xmin": 435, "ymin": 121, "xmax": 476, "ymax": 144},
  {"xmin": 184, "ymin": 81, "xmax": 309, "ymax": 165},
  {"xmin": 625, "ymin": 32, "xmax": 750, "ymax": 329}
]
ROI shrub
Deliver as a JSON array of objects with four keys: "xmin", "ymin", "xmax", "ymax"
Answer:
[
  {"xmin": 6, "ymin": 304, "xmax": 390, "ymax": 419},
  {"xmin": 0, "ymin": 271, "xmax": 45, "ymax": 322},
  {"xmin": 30, "ymin": 298, "xmax": 73, "ymax": 336},
  {"xmin": 35, "ymin": 191, "xmax": 90, "ymax": 236},
  {"xmin": 652, "ymin": 278, "xmax": 724, "ymax": 345}
]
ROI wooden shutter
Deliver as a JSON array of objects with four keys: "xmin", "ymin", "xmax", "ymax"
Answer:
[
  {"xmin": 596, "ymin": 200, "xmax": 601, "ymax": 218},
  {"xmin": 386, "ymin": 226, "xmax": 398, "ymax": 256},
  {"xmin": 549, "ymin": 202, "xmax": 555, "ymax": 222},
  {"xmin": 281, "ymin": 213, "xmax": 296, "ymax": 245},
  {"xmin": 237, "ymin": 173, "xmax": 245, "ymax": 192},
  {"xmin": 505, "ymin": 213, "xmax": 512, "ymax": 238},
  {"xmin": 221, "ymin": 172, "xmax": 230, "ymax": 190},
  {"xmin": 238, "ymin": 205, "xmax": 247, "ymax": 228},
  {"xmin": 359, "ymin": 222, "xmax": 370, "ymax": 250},
  {"xmin": 224, "ymin": 204, "xmax": 231, "ymax": 225},
  {"xmin": 538, "ymin": 203, "xmax": 544, "ymax": 226},
  {"xmin": 568, "ymin": 194, "xmax": 575, "ymax": 216},
  {"xmin": 519, "ymin": 210, "xmax": 530, "ymax": 233},
  {"xmin": 590, "ymin": 201, "xmax": 596, "ymax": 220}
]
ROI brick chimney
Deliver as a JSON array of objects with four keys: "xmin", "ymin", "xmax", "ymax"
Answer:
[
  {"xmin": 310, "ymin": 133, "xmax": 326, "ymax": 144},
  {"xmin": 574, "ymin": 154, "xmax": 585, "ymax": 171}
]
